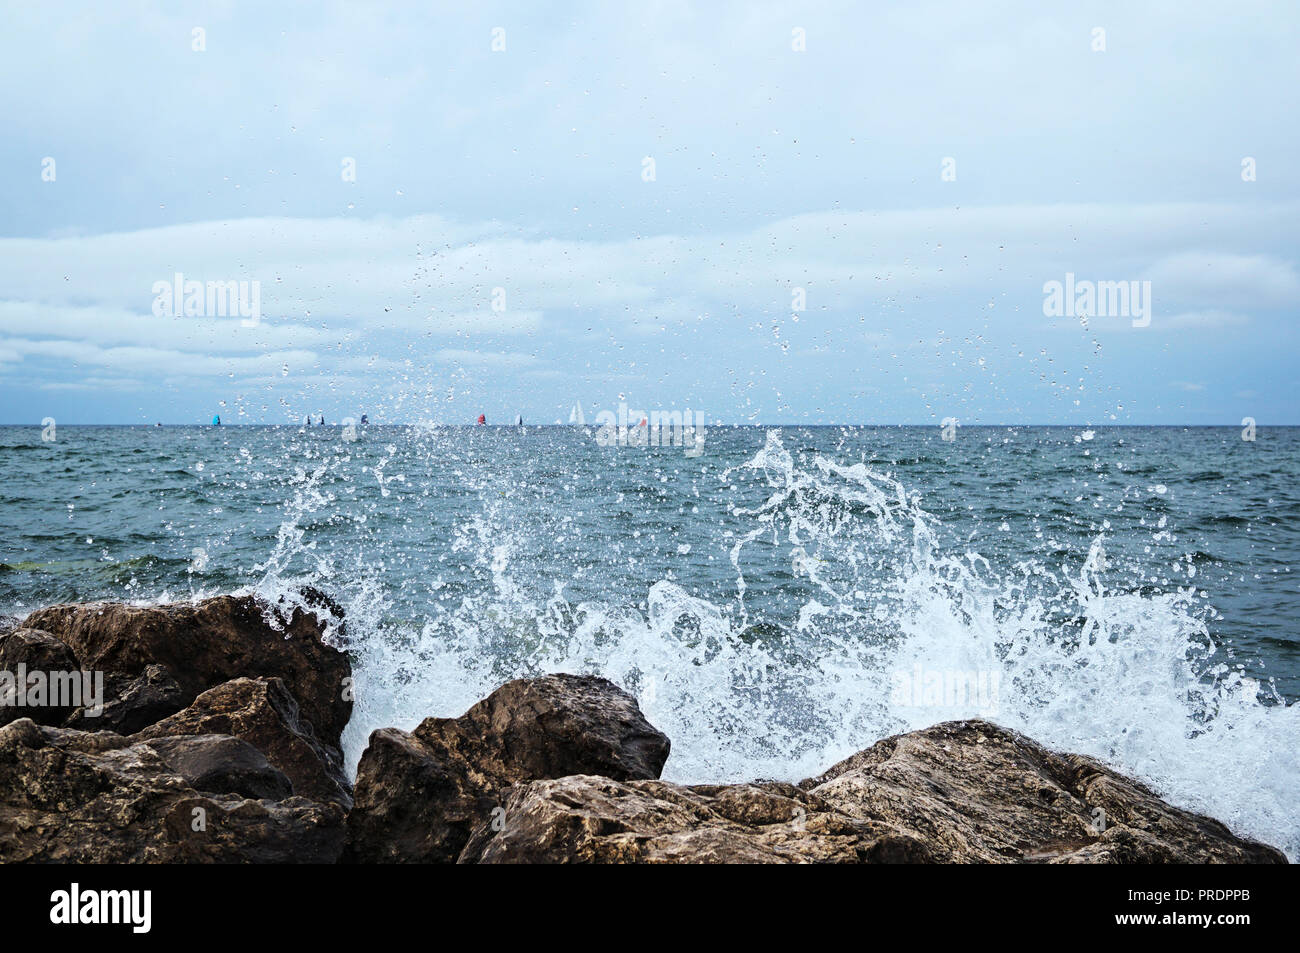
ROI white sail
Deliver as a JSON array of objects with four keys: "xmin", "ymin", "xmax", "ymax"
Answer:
[{"xmin": 569, "ymin": 401, "xmax": 585, "ymax": 425}]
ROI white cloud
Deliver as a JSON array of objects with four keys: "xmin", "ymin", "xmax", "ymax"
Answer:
[
  {"xmin": 0, "ymin": 200, "xmax": 1295, "ymax": 420},
  {"xmin": 435, "ymin": 348, "xmax": 538, "ymax": 368},
  {"xmin": 1145, "ymin": 253, "xmax": 1300, "ymax": 310}
]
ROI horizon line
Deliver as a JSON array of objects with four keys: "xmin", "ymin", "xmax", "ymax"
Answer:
[{"xmin": 6, "ymin": 422, "xmax": 1295, "ymax": 429}]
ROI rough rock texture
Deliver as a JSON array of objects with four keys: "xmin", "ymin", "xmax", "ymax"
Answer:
[
  {"xmin": 459, "ymin": 776, "xmax": 935, "ymax": 863},
  {"xmin": 343, "ymin": 673, "xmax": 670, "ymax": 862},
  {"xmin": 0, "ymin": 718, "xmax": 344, "ymax": 863},
  {"xmin": 0, "ymin": 628, "xmax": 83, "ymax": 726},
  {"xmin": 1, "ymin": 617, "xmax": 1287, "ymax": 866},
  {"xmin": 133, "ymin": 677, "xmax": 351, "ymax": 808},
  {"xmin": 0, "ymin": 627, "xmax": 79, "ymax": 672},
  {"xmin": 459, "ymin": 720, "xmax": 1285, "ymax": 864},
  {"xmin": 23, "ymin": 594, "xmax": 351, "ymax": 744},
  {"xmin": 64, "ymin": 663, "xmax": 186, "ymax": 734},
  {"xmin": 139, "ymin": 735, "xmax": 294, "ymax": 801},
  {"xmin": 800, "ymin": 720, "xmax": 1284, "ymax": 863}
]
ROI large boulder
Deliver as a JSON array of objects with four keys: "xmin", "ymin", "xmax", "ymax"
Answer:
[
  {"xmin": 343, "ymin": 673, "xmax": 671, "ymax": 862},
  {"xmin": 0, "ymin": 718, "xmax": 344, "ymax": 863},
  {"xmin": 459, "ymin": 720, "xmax": 1286, "ymax": 864},
  {"xmin": 132, "ymin": 677, "xmax": 352, "ymax": 808},
  {"xmin": 459, "ymin": 776, "xmax": 935, "ymax": 863},
  {"xmin": 0, "ymin": 628, "xmax": 84, "ymax": 727},
  {"xmin": 801, "ymin": 719, "xmax": 1286, "ymax": 864},
  {"xmin": 23, "ymin": 594, "xmax": 351, "ymax": 745}
]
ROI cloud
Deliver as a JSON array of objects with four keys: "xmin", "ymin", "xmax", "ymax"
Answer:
[
  {"xmin": 1144, "ymin": 253, "xmax": 1300, "ymax": 310},
  {"xmin": 1, "ymin": 335, "xmax": 319, "ymax": 379},
  {"xmin": 435, "ymin": 348, "xmax": 538, "ymax": 368},
  {"xmin": 0, "ymin": 200, "xmax": 1296, "ymax": 422}
]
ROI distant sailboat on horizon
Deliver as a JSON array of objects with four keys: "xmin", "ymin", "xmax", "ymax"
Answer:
[{"xmin": 568, "ymin": 401, "xmax": 585, "ymax": 425}]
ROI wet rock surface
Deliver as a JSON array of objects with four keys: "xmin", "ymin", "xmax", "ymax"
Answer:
[
  {"xmin": 23, "ymin": 594, "xmax": 351, "ymax": 744},
  {"xmin": 0, "ymin": 594, "xmax": 1286, "ymax": 864},
  {"xmin": 0, "ymin": 628, "xmax": 82, "ymax": 726},
  {"xmin": 798, "ymin": 720, "xmax": 1285, "ymax": 863},
  {"xmin": 342, "ymin": 673, "xmax": 671, "ymax": 862},
  {"xmin": 0, "ymin": 593, "xmax": 351, "ymax": 862},
  {"xmin": 138, "ymin": 734, "xmax": 294, "ymax": 801},
  {"xmin": 64, "ymin": 663, "xmax": 186, "ymax": 734},
  {"xmin": 0, "ymin": 718, "xmax": 344, "ymax": 863},
  {"xmin": 457, "ymin": 719, "xmax": 1285, "ymax": 864},
  {"xmin": 132, "ymin": 676, "xmax": 352, "ymax": 808},
  {"xmin": 458, "ymin": 776, "xmax": 937, "ymax": 863}
]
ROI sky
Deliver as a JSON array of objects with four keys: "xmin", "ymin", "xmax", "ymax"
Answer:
[{"xmin": 1, "ymin": 1, "xmax": 1297, "ymax": 425}]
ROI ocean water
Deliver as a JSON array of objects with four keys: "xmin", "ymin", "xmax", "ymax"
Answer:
[{"xmin": 1, "ymin": 423, "xmax": 1296, "ymax": 857}]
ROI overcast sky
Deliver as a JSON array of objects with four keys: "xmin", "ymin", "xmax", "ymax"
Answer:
[{"xmin": 1, "ymin": 1, "xmax": 1297, "ymax": 424}]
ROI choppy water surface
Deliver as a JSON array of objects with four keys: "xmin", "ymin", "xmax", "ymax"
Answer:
[{"xmin": 1, "ymin": 424, "xmax": 1296, "ymax": 857}]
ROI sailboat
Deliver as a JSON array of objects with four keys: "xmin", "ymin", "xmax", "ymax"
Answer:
[
  {"xmin": 514, "ymin": 414, "xmax": 523, "ymax": 427},
  {"xmin": 569, "ymin": 400, "xmax": 590, "ymax": 436}
]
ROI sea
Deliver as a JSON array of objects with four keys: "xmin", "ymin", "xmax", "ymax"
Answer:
[{"xmin": 1, "ymin": 423, "xmax": 1296, "ymax": 857}]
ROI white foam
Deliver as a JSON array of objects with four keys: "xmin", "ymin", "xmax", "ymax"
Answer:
[{"xmin": 263, "ymin": 429, "xmax": 1297, "ymax": 860}]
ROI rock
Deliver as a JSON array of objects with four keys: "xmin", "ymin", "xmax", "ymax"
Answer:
[
  {"xmin": 140, "ymin": 734, "xmax": 293, "ymax": 801},
  {"xmin": 343, "ymin": 673, "xmax": 670, "ymax": 862},
  {"xmin": 426, "ymin": 672, "xmax": 671, "ymax": 782},
  {"xmin": 459, "ymin": 776, "xmax": 936, "ymax": 863},
  {"xmin": 295, "ymin": 586, "xmax": 347, "ymax": 637},
  {"xmin": 64, "ymin": 664, "xmax": 186, "ymax": 734},
  {"xmin": 132, "ymin": 677, "xmax": 351, "ymax": 808},
  {"xmin": 0, "ymin": 627, "xmax": 81, "ymax": 673},
  {"xmin": 800, "ymin": 720, "xmax": 1285, "ymax": 864},
  {"xmin": 23, "ymin": 593, "xmax": 352, "ymax": 745},
  {"xmin": 0, "ymin": 628, "xmax": 84, "ymax": 727},
  {"xmin": 460, "ymin": 719, "xmax": 1286, "ymax": 864},
  {"xmin": 0, "ymin": 718, "xmax": 344, "ymax": 863}
]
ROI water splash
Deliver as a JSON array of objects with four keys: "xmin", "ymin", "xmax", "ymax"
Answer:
[{"xmin": 257, "ymin": 428, "xmax": 1296, "ymax": 860}]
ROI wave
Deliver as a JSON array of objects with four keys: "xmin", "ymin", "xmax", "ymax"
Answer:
[{"xmin": 246, "ymin": 429, "xmax": 1297, "ymax": 860}]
